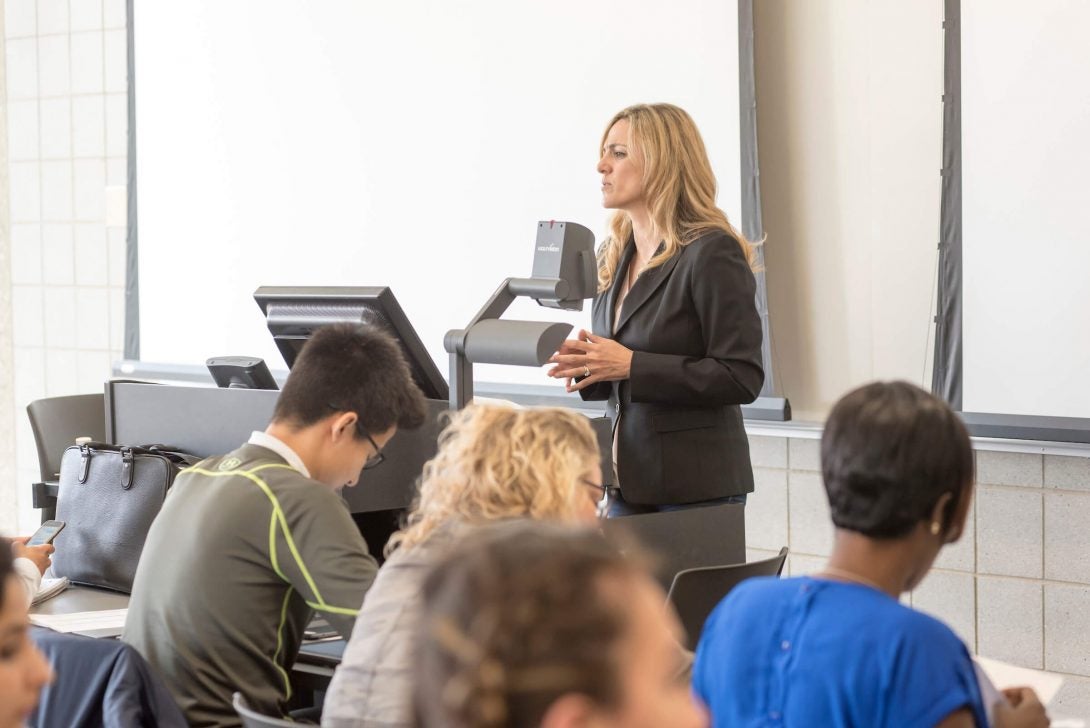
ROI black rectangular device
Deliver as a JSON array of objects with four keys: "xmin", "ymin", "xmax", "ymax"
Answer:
[
  {"xmin": 27, "ymin": 520, "xmax": 66, "ymax": 546},
  {"xmin": 206, "ymin": 356, "xmax": 279, "ymax": 390},
  {"xmin": 253, "ymin": 286, "xmax": 448, "ymax": 401}
]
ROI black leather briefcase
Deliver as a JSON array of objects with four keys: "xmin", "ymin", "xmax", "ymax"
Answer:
[{"xmin": 51, "ymin": 442, "xmax": 200, "ymax": 593}]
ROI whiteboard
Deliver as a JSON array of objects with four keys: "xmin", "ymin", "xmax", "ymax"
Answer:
[
  {"xmin": 133, "ymin": 1, "xmax": 743, "ymax": 384},
  {"xmin": 961, "ymin": 0, "xmax": 1090, "ymax": 418}
]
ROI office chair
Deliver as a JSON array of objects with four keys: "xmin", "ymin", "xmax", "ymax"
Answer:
[
  {"xmin": 603, "ymin": 500, "xmax": 747, "ymax": 589},
  {"xmin": 30, "ymin": 626, "xmax": 187, "ymax": 727},
  {"xmin": 232, "ymin": 693, "xmax": 301, "ymax": 728},
  {"xmin": 667, "ymin": 546, "xmax": 789, "ymax": 651},
  {"xmin": 27, "ymin": 393, "xmax": 107, "ymax": 523}
]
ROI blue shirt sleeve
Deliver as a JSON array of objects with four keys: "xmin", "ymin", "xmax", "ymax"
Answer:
[{"xmin": 886, "ymin": 614, "xmax": 988, "ymax": 727}]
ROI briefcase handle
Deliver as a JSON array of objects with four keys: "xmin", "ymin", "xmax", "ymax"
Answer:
[{"xmin": 73, "ymin": 442, "xmax": 197, "ymax": 489}]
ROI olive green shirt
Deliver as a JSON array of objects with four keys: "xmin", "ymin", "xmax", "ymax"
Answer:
[{"xmin": 123, "ymin": 441, "xmax": 377, "ymax": 727}]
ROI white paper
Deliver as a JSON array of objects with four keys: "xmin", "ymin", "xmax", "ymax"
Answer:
[
  {"xmin": 31, "ymin": 577, "xmax": 69, "ymax": 606},
  {"xmin": 974, "ymin": 655, "xmax": 1065, "ymax": 706},
  {"xmin": 29, "ymin": 608, "xmax": 128, "ymax": 634},
  {"xmin": 973, "ymin": 662, "xmax": 1003, "ymax": 727}
]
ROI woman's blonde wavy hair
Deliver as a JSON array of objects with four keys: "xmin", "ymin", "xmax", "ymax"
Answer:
[
  {"xmin": 387, "ymin": 404, "xmax": 600, "ymax": 553},
  {"xmin": 597, "ymin": 103, "xmax": 756, "ymax": 292}
]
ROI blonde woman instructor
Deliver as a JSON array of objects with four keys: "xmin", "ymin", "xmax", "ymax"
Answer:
[{"xmin": 548, "ymin": 103, "xmax": 764, "ymax": 516}]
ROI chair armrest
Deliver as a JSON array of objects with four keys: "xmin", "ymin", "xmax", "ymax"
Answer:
[{"xmin": 31, "ymin": 482, "xmax": 59, "ymax": 509}]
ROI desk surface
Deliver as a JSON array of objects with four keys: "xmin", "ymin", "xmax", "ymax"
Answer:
[
  {"xmin": 30, "ymin": 585, "xmax": 130, "ymax": 616},
  {"xmin": 29, "ymin": 585, "xmax": 130, "ymax": 638},
  {"xmin": 31, "ymin": 584, "xmax": 345, "ymax": 673}
]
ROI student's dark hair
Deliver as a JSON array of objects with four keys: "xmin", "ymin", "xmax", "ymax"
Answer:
[
  {"xmin": 272, "ymin": 323, "xmax": 427, "ymax": 438},
  {"xmin": 0, "ymin": 538, "xmax": 14, "ymax": 607},
  {"xmin": 821, "ymin": 381, "xmax": 974, "ymax": 539},
  {"xmin": 413, "ymin": 521, "xmax": 646, "ymax": 728}
]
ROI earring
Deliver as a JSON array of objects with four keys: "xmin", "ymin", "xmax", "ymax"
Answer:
[{"xmin": 930, "ymin": 521, "xmax": 942, "ymax": 536}]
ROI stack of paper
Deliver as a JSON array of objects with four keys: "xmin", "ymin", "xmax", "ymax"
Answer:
[
  {"xmin": 975, "ymin": 656, "xmax": 1065, "ymax": 705},
  {"xmin": 29, "ymin": 608, "xmax": 128, "ymax": 636},
  {"xmin": 974, "ymin": 656, "xmax": 1085, "ymax": 727},
  {"xmin": 31, "ymin": 577, "xmax": 69, "ymax": 606}
]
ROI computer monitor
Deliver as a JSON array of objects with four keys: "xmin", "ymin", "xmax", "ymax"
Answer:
[{"xmin": 253, "ymin": 286, "xmax": 448, "ymax": 401}]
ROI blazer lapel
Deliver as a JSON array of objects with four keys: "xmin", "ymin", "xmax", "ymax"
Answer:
[
  {"xmin": 614, "ymin": 243, "xmax": 678, "ymax": 336},
  {"xmin": 604, "ymin": 242, "xmax": 637, "ymax": 334}
]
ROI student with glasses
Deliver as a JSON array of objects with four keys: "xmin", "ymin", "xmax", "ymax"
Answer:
[
  {"xmin": 322, "ymin": 404, "xmax": 603, "ymax": 728},
  {"xmin": 124, "ymin": 323, "xmax": 427, "ymax": 727}
]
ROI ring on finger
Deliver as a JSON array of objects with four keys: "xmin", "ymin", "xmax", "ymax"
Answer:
[{"xmin": 583, "ymin": 365, "xmax": 591, "ymax": 378}]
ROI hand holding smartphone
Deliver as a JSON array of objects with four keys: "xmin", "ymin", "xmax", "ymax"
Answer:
[
  {"xmin": 26, "ymin": 520, "xmax": 65, "ymax": 546},
  {"xmin": 10, "ymin": 522, "xmax": 63, "ymax": 576}
]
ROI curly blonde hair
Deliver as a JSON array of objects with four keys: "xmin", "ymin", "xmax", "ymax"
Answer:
[
  {"xmin": 387, "ymin": 405, "xmax": 600, "ymax": 553},
  {"xmin": 597, "ymin": 103, "xmax": 756, "ymax": 292},
  {"xmin": 413, "ymin": 522, "xmax": 650, "ymax": 728}
]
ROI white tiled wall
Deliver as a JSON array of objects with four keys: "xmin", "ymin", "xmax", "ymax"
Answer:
[
  {"xmin": 746, "ymin": 431, "xmax": 1090, "ymax": 720},
  {"xmin": 3, "ymin": 0, "xmax": 127, "ymax": 533}
]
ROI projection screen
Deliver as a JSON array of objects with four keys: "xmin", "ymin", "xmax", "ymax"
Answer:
[
  {"xmin": 131, "ymin": 0, "xmax": 747, "ymax": 386},
  {"xmin": 959, "ymin": 0, "xmax": 1090, "ymax": 420}
]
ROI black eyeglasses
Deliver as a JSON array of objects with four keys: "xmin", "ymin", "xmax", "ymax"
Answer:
[
  {"xmin": 582, "ymin": 478, "xmax": 608, "ymax": 502},
  {"xmin": 582, "ymin": 478, "xmax": 609, "ymax": 518},
  {"xmin": 329, "ymin": 404, "xmax": 386, "ymax": 470},
  {"xmin": 361, "ymin": 431, "xmax": 386, "ymax": 470}
]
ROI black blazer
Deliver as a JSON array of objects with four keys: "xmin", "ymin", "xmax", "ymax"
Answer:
[{"xmin": 580, "ymin": 230, "xmax": 764, "ymax": 505}]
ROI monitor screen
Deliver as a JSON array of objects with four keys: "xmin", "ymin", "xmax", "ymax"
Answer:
[{"xmin": 253, "ymin": 286, "xmax": 448, "ymax": 401}]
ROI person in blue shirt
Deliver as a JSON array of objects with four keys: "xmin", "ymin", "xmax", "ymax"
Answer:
[{"xmin": 692, "ymin": 381, "xmax": 1049, "ymax": 728}]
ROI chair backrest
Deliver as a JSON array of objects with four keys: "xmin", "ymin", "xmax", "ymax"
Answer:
[
  {"xmin": 30, "ymin": 626, "xmax": 187, "ymax": 727},
  {"xmin": 27, "ymin": 394, "xmax": 107, "ymax": 481},
  {"xmin": 667, "ymin": 546, "xmax": 788, "ymax": 651},
  {"xmin": 603, "ymin": 501, "xmax": 746, "ymax": 588},
  {"xmin": 232, "ymin": 692, "xmax": 299, "ymax": 728}
]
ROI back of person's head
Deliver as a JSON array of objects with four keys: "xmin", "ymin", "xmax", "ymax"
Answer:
[
  {"xmin": 821, "ymin": 381, "xmax": 974, "ymax": 539},
  {"xmin": 272, "ymin": 322, "xmax": 427, "ymax": 438},
  {"xmin": 412, "ymin": 521, "xmax": 704, "ymax": 728},
  {"xmin": 0, "ymin": 537, "xmax": 53, "ymax": 725},
  {"xmin": 389, "ymin": 405, "xmax": 601, "ymax": 552}
]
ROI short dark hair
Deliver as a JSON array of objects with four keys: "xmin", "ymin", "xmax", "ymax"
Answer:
[
  {"xmin": 821, "ymin": 381, "xmax": 974, "ymax": 539},
  {"xmin": 413, "ymin": 521, "xmax": 646, "ymax": 728},
  {"xmin": 272, "ymin": 323, "xmax": 428, "ymax": 437}
]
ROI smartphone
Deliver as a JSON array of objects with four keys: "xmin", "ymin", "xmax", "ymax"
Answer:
[
  {"xmin": 26, "ymin": 520, "xmax": 66, "ymax": 546},
  {"xmin": 303, "ymin": 628, "xmax": 339, "ymax": 642}
]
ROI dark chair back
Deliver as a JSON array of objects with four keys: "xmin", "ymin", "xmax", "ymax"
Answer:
[
  {"xmin": 26, "ymin": 394, "xmax": 106, "ymax": 522},
  {"xmin": 667, "ymin": 546, "xmax": 788, "ymax": 651},
  {"xmin": 29, "ymin": 626, "xmax": 187, "ymax": 728},
  {"xmin": 603, "ymin": 502, "xmax": 746, "ymax": 588},
  {"xmin": 27, "ymin": 394, "xmax": 107, "ymax": 481},
  {"xmin": 232, "ymin": 692, "xmax": 299, "ymax": 728}
]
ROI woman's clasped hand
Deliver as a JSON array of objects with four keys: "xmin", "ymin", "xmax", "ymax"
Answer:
[{"xmin": 547, "ymin": 329, "xmax": 633, "ymax": 393}]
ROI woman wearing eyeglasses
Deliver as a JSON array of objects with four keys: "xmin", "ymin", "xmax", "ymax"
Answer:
[{"xmin": 322, "ymin": 404, "xmax": 603, "ymax": 728}]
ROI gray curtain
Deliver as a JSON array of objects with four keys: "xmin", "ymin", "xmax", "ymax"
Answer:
[{"xmin": 933, "ymin": 0, "xmax": 962, "ymax": 408}]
